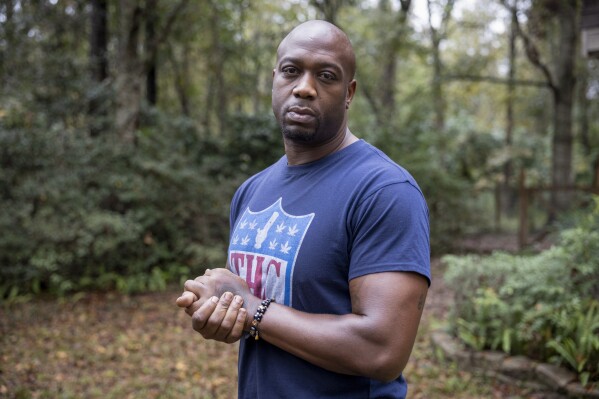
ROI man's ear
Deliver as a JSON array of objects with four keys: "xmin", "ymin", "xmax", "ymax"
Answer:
[{"xmin": 346, "ymin": 79, "xmax": 357, "ymax": 107}]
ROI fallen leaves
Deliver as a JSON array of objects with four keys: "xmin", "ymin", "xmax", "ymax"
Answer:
[
  {"xmin": 0, "ymin": 290, "xmax": 239, "ymax": 398},
  {"xmin": 0, "ymin": 272, "xmax": 537, "ymax": 399}
]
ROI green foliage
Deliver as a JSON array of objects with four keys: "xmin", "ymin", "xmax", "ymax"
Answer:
[
  {"xmin": 547, "ymin": 300, "xmax": 599, "ymax": 387},
  {"xmin": 0, "ymin": 108, "xmax": 280, "ymax": 299},
  {"xmin": 2, "ymin": 0, "xmax": 598, "ymax": 304},
  {"xmin": 443, "ymin": 197, "xmax": 599, "ymax": 384}
]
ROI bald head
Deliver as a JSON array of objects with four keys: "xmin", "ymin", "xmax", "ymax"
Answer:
[{"xmin": 277, "ymin": 20, "xmax": 356, "ymax": 81}]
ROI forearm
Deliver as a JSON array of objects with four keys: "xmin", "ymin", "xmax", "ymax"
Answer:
[
  {"xmin": 242, "ymin": 273, "xmax": 426, "ymax": 382},
  {"xmin": 255, "ymin": 304, "xmax": 413, "ymax": 381},
  {"xmin": 182, "ymin": 268, "xmax": 427, "ymax": 381}
]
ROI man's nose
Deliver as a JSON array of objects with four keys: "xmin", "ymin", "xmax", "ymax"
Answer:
[{"xmin": 292, "ymin": 73, "xmax": 317, "ymax": 99}]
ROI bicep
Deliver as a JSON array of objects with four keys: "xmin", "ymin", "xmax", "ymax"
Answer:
[{"xmin": 349, "ymin": 271, "xmax": 428, "ymax": 369}]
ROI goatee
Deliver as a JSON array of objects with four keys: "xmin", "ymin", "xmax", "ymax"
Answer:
[{"xmin": 281, "ymin": 122, "xmax": 320, "ymax": 143}]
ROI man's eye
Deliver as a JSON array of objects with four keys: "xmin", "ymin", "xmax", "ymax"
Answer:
[
  {"xmin": 282, "ymin": 67, "xmax": 299, "ymax": 75},
  {"xmin": 320, "ymin": 72, "xmax": 336, "ymax": 81}
]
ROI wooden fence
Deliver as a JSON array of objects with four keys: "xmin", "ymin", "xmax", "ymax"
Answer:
[{"xmin": 517, "ymin": 169, "xmax": 599, "ymax": 249}]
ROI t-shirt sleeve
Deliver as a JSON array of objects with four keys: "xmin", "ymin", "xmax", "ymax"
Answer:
[{"xmin": 348, "ymin": 182, "xmax": 431, "ymax": 285}]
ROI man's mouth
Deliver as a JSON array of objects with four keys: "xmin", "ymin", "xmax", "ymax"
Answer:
[{"xmin": 286, "ymin": 106, "xmax": 317, "ymax": 124}]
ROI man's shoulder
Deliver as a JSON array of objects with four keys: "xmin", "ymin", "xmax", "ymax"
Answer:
[{"xmin": 348, "ymin": 141, "xmax": 422, "ymax": 194}]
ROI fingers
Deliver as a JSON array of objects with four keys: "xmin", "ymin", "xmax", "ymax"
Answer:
[
  {"xmin": 216, "ymin": 294, "xmax": 245, "ymax": 342},
  {"xmin": 226, "ymin": 307, "xmax": 247, "ymax": 343},
  {"xmin": 191, "ymin": 296, "xmax": 219, "ymax": 332},
  {"xmin": 176, "ymin": 291, "xmax": 198, "ymax": 308},
  {"xmin": 184, "ymin": 279, "xmax": 208, "ymax": 299},
  {"xmin": 198, "ymin": 292, "xmax": 236, "ymax": 339},
  {"xmin": 185, "ymin": 300, "xmax": 201, "ymax": 316},
  {"xmin": 191, "ymin": 292, "xmax": 246, "ymax": 343}
]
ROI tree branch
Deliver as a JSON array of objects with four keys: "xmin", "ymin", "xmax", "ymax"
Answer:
[
  {"xmin": 440, "ymin": 0, "xmax": 455, "ymax": 36},
  {"xmin": 360, "ymin": 81, "xmax": 383, "ymax": 127},
  {"xmin": 442, "ymin": 73, "xmax": 549, "ymax": 87},
  {"xmin": 499, "ymin": 0, "xmax": 557, "ymax": 93},
  {"xmin": 145, "ymin": 0, "xmax": 190, "ymax": 67}
]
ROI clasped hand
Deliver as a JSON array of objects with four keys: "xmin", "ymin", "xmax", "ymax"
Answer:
[{"xmin": 176, "ymin": 268, "xmax": 250, "ymax": 343}]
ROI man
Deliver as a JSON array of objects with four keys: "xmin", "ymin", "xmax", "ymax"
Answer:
[{"xmin": 176, "ymin": 20, "xmax": 430, "ymax": 398}]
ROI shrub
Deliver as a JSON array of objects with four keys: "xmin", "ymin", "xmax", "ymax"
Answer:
[
  {"xmin": 443, "ymin": 196, "xmax": 599, "ymax": 385},
  {"xmin": 0, "ymin": 110, "xmax": 281, "ymax": 299}
]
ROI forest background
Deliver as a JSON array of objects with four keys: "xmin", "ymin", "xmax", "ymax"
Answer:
[
  {"xmin": 1, "ymin": 0, "xmax": 598, "ymax": 301},
  {"xmin": 2, "ymin": 0, "xmax": 599, "ymax": 397}
]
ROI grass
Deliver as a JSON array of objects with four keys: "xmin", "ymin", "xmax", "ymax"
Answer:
[{"xmin": 1, "ymin": 267, "xmax": 538, "ymax": 398}]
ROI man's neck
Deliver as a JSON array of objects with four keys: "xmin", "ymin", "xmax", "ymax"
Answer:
[{"xmin": 284, "ymin": 128, "xmax": 359, "ymax": 166}]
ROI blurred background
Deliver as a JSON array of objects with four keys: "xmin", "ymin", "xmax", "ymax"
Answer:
[{"xmin": 0, "ymin": 0, "xmax": 597, "ymax": 296}]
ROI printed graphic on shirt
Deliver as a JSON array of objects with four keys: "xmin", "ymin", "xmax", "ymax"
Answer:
[{"xmin": 228, "ymin": 198, "xmax": 314, "ymax": 306}]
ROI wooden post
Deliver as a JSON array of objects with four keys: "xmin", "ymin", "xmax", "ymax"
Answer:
[{"xmin": 518, "ymin": 168, "xmax": 528, "ymax": 250}]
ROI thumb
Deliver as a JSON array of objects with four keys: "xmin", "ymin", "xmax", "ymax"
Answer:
[{"xmin": 176, "ymin": 291, "xmax": 198, "ymax": 308}]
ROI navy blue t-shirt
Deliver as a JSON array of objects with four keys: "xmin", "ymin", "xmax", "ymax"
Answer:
[{"xmin": 228, "ymin": 140, "xmax": 430, "ymax": 398}]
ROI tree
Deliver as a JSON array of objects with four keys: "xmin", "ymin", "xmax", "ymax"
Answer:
[
  {"xmin": 114, "ymin": 0, "xmax": 189, "ymax": 142},
  {"xmin": 310, "ymin": 0, "xmax": 355, "ymax": 25},
  {"xmin": 427, "ymin": 0, "xmax": 455, "ymax": 133},
  {"xmin": 115, "ymin": 0, "xmax": 144, "ymax": 143},
  {"xmin": 359, "ymin": 0, "xmax": 412, "ymax": 141},
  {"xmin": 145, "ymin": 0, "xmax": 158, "ymax": 106},
  {"xmin": 89, "ymin": 0, "xmax": 109, "ymax": 136},
  {"xmin": 499, "ymin": 4, "xmax": 518, "ymax": 215},
  {"xmin": 503, "ymin": 0, "xmax": 581, "ymax": 216}
]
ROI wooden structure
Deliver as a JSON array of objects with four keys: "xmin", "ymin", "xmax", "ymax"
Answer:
[
  {"xmin": 517, "ymin": 169, "xmax": 599, "ymax": 249},
  {"xmin": 582, "ymin": 0, "xmax": 599, "ymax": 58}
]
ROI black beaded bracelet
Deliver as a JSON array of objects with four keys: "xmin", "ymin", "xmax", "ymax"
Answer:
[{"xmin": 249, "ymin": 298, "xmax": 274, "ymax": 341}]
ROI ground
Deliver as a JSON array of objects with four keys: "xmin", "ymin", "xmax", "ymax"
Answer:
[{"xmin": 1, "ymin": 257, "xmax": 539, "ymax": 398}]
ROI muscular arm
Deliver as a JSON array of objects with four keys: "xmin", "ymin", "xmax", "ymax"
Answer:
[
  {"xmin": 255, "ymin": 271, "xmax": 427, "ymax": 381},
  {"xmin": 184, "ymin": 268, "xmax": 428, "ymax": 382}
]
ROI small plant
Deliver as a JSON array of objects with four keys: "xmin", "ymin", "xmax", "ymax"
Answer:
[{"xmin": 547, "ymin": 300, "xmax": 599, "ymax": 387}]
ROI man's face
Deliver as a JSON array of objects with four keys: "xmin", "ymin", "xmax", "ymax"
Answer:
[{"xmin": 271, "ymin": 31, "xmax": 355, "ymax": 145}]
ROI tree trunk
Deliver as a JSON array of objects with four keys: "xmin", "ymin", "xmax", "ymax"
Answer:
[
  {"xmin": 115, "ymin": 0, "xmax": 144, "ymax": 144},
  {"xmin": 310, "ymin": 0, "xmax": 338, "ymax": 25},
  {"xmin": 89, "ymin": 0, "xmax": 109, "ymax": 136},
  {"xmin": 507, "ymin": 0, "xmax": 580, "ymax": 217},
  {"xmin": 427, "ymin": 0, "xmax": 454, "ymax": 134},
  {"xmin": 502, "ymin": 5, "xmax": 518, "ymax": 215},
  {"xmin": 1, "ymin": 0, "xmax": 14, "ymax": 90},
  {"xmin": 550, "ymin": 0, "xmax": 578, "ymax": 215},
  {"xmin": 380, "ymin": 0, "xmax": 410, "ymax": 122},
  {"xmin": 431, "ymin": 41, "xmax": 445, "ymax": 132},
  {"xmin": 145, "ymin": 0, "xmax": 157, "ymax": 106},
  {"xmin": 204, "ymin": 1, "xmax": 227, "ymax": 135},
  {"xmin": 90, "ymin": 0, "xmax": 108, "ymax": 83},
  {"xmin": 361, "ymin": 0, "xmax": 411, "ymax": 136},
  {"xmin": 169, "ymin": 45, "xmax": 190, "ymax": 117},
  {"xmin": 551, "ymin": 90, "xmax": 575, "ymax": 209}
]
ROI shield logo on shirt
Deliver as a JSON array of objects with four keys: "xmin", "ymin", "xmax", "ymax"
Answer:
[{"xmin": 228, "ymin": 198, "xmax": 314, "ymax": 306}]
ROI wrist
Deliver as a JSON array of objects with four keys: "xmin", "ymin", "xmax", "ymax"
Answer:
[
  {"xmin": 248, "ymin": 298, "xmax": 275, "ymax": 340},
  {"xmin": 243, "ymin": 295, "xmax": 262, "ymax": 331}
]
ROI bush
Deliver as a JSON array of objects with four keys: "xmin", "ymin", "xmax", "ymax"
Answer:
[
  {"xmin": 443, "ymin": 196, "xmax": 599, "ymax": 385},
  {"xmin": 0, "ymin": 110, "xmax": 281, "ymax": 299}
]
